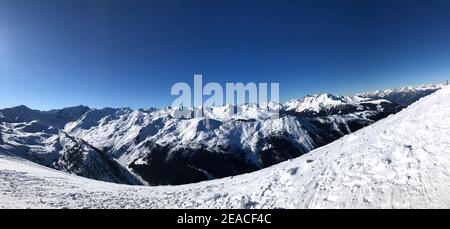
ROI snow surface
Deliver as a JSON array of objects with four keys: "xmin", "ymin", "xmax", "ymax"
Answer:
[{"xmin": 1, "ymin": 86, "xmax": 450, "ymax": 209}]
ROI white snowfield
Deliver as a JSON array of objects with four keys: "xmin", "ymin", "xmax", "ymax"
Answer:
[{"xmin": 1, "ymin": 86, "xmax": 450, "ymax": 209}]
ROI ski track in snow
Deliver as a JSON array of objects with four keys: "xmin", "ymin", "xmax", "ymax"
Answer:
[{"xmin": 1, "ymin": 86, "xmax": 450, "ymax": 209}]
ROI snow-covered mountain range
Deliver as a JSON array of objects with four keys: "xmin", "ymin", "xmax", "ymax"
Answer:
[
  {"xmin": 0, "ymin": 84, "xmax": 448, "ymax": 209},
  {"xmin": 0, "ymin": 84, "xmax": 443, "ymax": 185},
  {"xmin": 357, "ymin": 84, "xmax": 443, "ymax": 106}
]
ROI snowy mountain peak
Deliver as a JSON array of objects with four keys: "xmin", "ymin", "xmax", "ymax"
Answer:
[
  {"xmin": 0, "ymin": 105, "xmax": 35, "ymax": 122},
  {"xmin": 285, "ymin": 93, "xmax": 366, "ymax": 114}
]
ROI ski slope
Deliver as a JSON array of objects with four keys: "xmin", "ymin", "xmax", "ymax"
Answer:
[{"xmin": 1, "ymin": 86, "xmax": 450, "ymax": 209}]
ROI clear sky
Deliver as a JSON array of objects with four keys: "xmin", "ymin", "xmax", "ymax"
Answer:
[{"xmin": 1, "ymin": 0, "xmax": 450, "ymax": 110}]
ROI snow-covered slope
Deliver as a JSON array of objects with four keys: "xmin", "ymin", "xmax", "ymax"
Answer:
[
  {"xmin": 1, "ymin": 86, "xmax": 449, "ymax": 209},
  {"xmin": 52, "ymin": 131, "xmax": 142, "ymax": 185}
]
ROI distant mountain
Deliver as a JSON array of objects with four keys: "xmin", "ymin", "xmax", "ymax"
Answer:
[
  {"xmin": 357, "ymin": 84, "xmax": 442, "ymax": 106},
  {"xmin": 0, "ymin": 105, "xmax": 90, "ymax": 130},
  {"xmin": 284, "ymin": 93, "xmax": 396, "ymax": 117},
  {"xmin": 0, "ymin": 84, "xmax": 443, "ymax": 185}
]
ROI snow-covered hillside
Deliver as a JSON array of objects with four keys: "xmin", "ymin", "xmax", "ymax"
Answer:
[{"xmin": 1, "ymin": 85, "xmax": 449, "ymax": 209}]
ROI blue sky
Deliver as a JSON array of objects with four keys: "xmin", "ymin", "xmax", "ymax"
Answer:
[{"xmin": 1, "ymin": 0, "xmax": 450, "ymax": 110}]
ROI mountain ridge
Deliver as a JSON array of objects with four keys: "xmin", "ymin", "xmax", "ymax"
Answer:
[{"xmin": 1, "ymin": 83, "xmax": 443, "ymax": 113}]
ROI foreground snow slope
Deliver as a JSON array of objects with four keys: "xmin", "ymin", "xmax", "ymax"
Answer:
[{"xmin": 1, "ymin": 86, "xmax": 450, "ymax": 209}]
